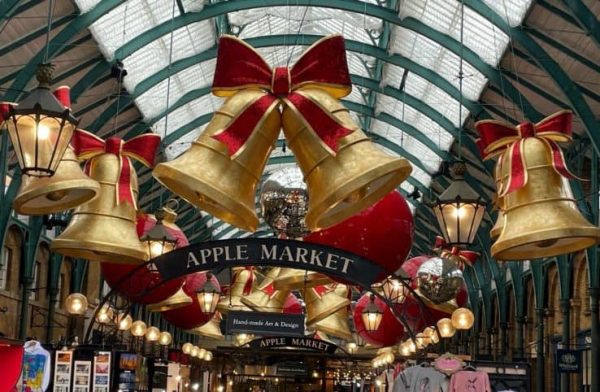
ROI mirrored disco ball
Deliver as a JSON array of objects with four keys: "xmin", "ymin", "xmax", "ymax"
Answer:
[
  {"xmin": 416, "ymin": 256, "xmax": 464, "ymax": 304},
  {"xmin": 259, "ymin": 166, "xmax": 310, "ymax": 238}
]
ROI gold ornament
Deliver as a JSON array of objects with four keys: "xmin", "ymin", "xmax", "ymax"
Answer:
[
  {"xmin": 51, "ymin": 153, "xmax": 148, "ymax": 263},
  {"xmin": 281, "ymin": 88, "xmax": 412, "ymax": 230},
  {"xmin": 490, "ymin": 160, "xmax": 504, "ymax": 240},
  {"xmin": 189, "ymin": 312, "xmax": 224, "ymax": 340},
  {"xmin": 217, "ymin": 267, "xmax": 256, "ymax": 313},
  {"xmin": 304, "ymin": 285, "xmax": 350, "ymax": 326},
  {"xmin": 13, "ymin": 146, "xmax": 99, "ymax": 215},
  {"xmin": 314, "ymin": 284, "xmax": 352, "ymax": 340},
  {"xmin": 272, "ymin": 268, "xmax": 331, "ymax": 291},
  {"xmin": 146, "ymin": 287, "xmax": 192, "ymax": 312},
  {"xmin": 493, "ymin": 137, "xmax": 600, "ymax": 260},
  {"xmin": 153, "ymin": 90, "xmax": 280, "ymax": 232}
]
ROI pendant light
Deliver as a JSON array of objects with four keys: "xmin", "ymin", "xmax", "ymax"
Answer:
[
  {"xmin": 65, "ymin": 293, "xmax": 88, "ymax": 316},
  {"xmin": 195, "ymin": 272, "xmax": 220, "ymax": 314},
  {"xmin": 361, "ymin": 294, "xmax": 383, "ymax": 332},
  {"xmin": 5, "ymin": 63, "xmax": 77, "ymax": 177},
  {"xmin": 140, "ymin": 208, "xmax": 178, "ymax": 259},
  {"xmin": 432, "ymin": 0, "xmax": 485, "ymax": 246}
]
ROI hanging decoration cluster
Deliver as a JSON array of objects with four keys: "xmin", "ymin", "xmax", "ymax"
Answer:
[{"xmin": 153, "ymin": 34, "xmax": 413, "ymax": 233}]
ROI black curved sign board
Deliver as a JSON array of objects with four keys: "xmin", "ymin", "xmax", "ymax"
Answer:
[
  {"xmin": 151, "ymin": 238, "xmax": 385, "ymax": 287},
  {"xmin": 248, "ymin": 337, "xmax": 338, "ymax": 354}
]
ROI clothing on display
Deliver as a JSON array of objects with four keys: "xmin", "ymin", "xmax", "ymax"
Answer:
[
  {"xmin": 448, "ymin": 370, "xmax": 491, "ymax": 392},
  {"xmin": 21, "ymin": 340, "xmax": 51, "ymax": 392},
  {"xmin": 393, "ymin": 364, "xmax": 448, "ymax": 392}
]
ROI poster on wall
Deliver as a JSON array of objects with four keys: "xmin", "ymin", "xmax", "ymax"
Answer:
[
  {"xmin": 92, "ymin": 351, "xmax": 111, "ymax": 392},
  {"xmin": 117, "ymin": 353, "xmax": 139, "ymax": 392},
  {"xmin": 53, "ymin": 350, "xmax": 73, "ymax": 392},
  {"xmin": 73, "ymin": 361, "xmax": 91, "ymax": 392}
]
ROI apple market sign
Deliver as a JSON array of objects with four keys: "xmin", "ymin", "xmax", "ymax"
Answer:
[
  {"xmin": 249, "ymin": 337, "xmax": 338, "ymax": 354},
  {"xmin": 152, "ymin": 238, "xmax": 385, "ymax": 287}
]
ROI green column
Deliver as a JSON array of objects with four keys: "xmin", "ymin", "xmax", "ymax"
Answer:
[
  {"xmin": 515, "ymin": 316, "xmax": 525, "ymax": 359},
  {"xmin": 535, "ymin": 308, "xmax": 545, "ymax": 392},
  {"xmin": 560, "ymin": 299, "xmax": 570, "ymax": 392},
  {"xmin": 590, "ymin": 288, "xmax": 600, "ymax": 392},
  {"xmin": 590, "ymin": 150, "xmax": 599, "ymax": 392},
  {"xmin": 18, "ymin": 216, "xmax": 44, "ymax": 340}
]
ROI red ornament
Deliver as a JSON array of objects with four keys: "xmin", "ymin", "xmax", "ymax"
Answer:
[
  {"xmin": 162, "ymin": 272, "xmax": 221, "ymax": 330},
  {"xmin": 283, "ymin": 293, "xmax": 302, "ymax": 314},
  {"xmin": 305, "ymin": 190, "xmax": 413, "ymax": 283},
  {"xmin": 101, "ymin": 213, "xmax": 188, "ymax": 304},
  {"xmin": 353, "ymin": 293, "xmax": 405, "ymax": 347}
]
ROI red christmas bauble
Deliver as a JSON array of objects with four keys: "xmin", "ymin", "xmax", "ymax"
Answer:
[
  {"xmin": 353, "ymin": 293, "xmax": 405, "ymax": 347},
  {"xmin": 305, "ymin": 191, "xmax": 413, "ymax": 283},
  {"xmin": 283, "ymin": 293, "xmax": 302, "ymax": 314},
  {"xmin": 101, "ymin": 213, "xmax": 189, "ymax": 304},
  {"xmin": 162, "ymin": 272, "xmax": 221, "ymax": 330}
]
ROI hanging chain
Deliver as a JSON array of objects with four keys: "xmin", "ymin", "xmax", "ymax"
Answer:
[{"xmin": 43, "ymin": 0, "xmax": 55, "ymax": 63}]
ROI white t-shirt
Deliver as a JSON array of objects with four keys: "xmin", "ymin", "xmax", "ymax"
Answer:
[{"xmin": 21, "ymin": 341, "xmax": 51, "ymax": 392}]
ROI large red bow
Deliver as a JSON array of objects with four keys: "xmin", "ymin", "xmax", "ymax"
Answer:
[
  {"xmin": 475, "ymin": 110, "xmax": 578, "ymax": 196},
  {"xmin": 433, "ymin": 236, "xmax": 478, "ymax": 269},
  {"xmin": 72, "ymin": 129, "xmax": 161, "ymax": 208},
  {"xmin": 211, "ymin": 35, "xmax": 353, "ymax": 157}
]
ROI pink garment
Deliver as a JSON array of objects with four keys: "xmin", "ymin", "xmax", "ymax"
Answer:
[{"xmin": 449, "ymin": 370, "xmax": 491, "ymax": 392}]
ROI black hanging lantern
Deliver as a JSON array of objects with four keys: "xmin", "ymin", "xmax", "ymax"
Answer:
[
  {"xmin": 361, "ymin": 294, "xmax": 384, "ymax": 332},
  {"xmin": 140, "ymin": 209, "xmax": 178, "ymax": 259},
  {"xmin": 432, "ymin": 161, "xmax": 485, "ymax": 247},
  {"xmin": 4, "ymin": 63, "xmax": 78, "ymax": 177},
  {"xmin": 195, "ymin": 272, "xmax": 220, "ymax": 314}
]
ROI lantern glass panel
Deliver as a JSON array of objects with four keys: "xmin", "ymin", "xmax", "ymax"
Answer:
[{"xmin": 6, "ymin": 112, "xmax": 74, "ymax": 176}]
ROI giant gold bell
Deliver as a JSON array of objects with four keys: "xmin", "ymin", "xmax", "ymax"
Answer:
[
  {"xmin": 217, "ymin": 267, "xmax": 256, "ymax": 314},
  {"xmin": 13, "ymin": 146, "xmax": 100, "ymax": 215},
  {"xmin": 314, "ymin": 284, "xmax": 352, "ymax": 340},
  {"xmin": 282, "ymin": 88, "xmax": 412, "ymax": 230},
  {"xmin": 153, "ymin": 90, "xmax": 281, "ymax": 232},
  {"xmin": 492, "ymin": 137, "xmax": 600, "ymax": 260},
  {"xmin": 51, "ymin": 153, "xmax": 148, "ymax": 263},
  {"xmin": 490, "ymin": 160, "xmax": 504, "ymax": 240},
  {"xmin": 304, "ymin": 285, "xmax": 350, "ymax": 326},
  {"xmin": 146, "ymin": 287, "xmax": 192, "ymax": 312},
  {"xmin": 189, "ymin": 312, "xmax": 224, "ymax": 340},
  {"xmin": 272, "ymin": 268, "xmax": 331, "ymax": 291}
]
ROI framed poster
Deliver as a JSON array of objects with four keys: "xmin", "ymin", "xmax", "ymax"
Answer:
[
  {"xmin": 117, "ymin": 353, "xmax": 139, "ymax": 392},
  {"xmin": 92, "ymin": 351, "xmax": 111, "ymax": 392},
  {"xmin": 53, "ymin": 350, "xmax": 73, "ymax": 392},
  {"xmin": 73, "ymin": 361, "xmax": 91, "ymax": 392}
]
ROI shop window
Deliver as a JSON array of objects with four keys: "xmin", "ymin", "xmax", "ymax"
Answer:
[
  {"xmin": 29, "ymin": 261, "xmax": 41, "ymax": 301},
  {"xmin": 0, "ymin": 247, "xmax": 11, "ymax": 290}
]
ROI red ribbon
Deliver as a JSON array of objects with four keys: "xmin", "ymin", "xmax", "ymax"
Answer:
[
  {"xmin": 434, "ymin": 236, "xmax": 478, "ymax": 269},
  {"xmin": 72, "ymin": 129, "xmax": 160, "ymax": 208},
  {"xmin": 231, "ymin": 267, "xmax": 255, "ymax": 295},
  {"xmin": 211, "ymin": 35, "xmax": 353, "ymax": 157},
  {"xmin": 53, "ymin": 86, "xmax": 71, "ymax": 109},
  {"xmin": 475, "ymin": 110, "xmax": 578, "ymax": 196}
]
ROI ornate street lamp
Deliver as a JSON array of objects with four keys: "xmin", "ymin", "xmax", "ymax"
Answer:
[
  {"xmin": 140, "ymin": 209, "xmax": 178, "ymax": 259},
  {"xmin": 432, "ymin": 161, "xmax": 485, "ymax": 247},
  {"xmin": 361, "ymin": 294, "xmax": 384, "ymax": 332},
  {"xmin": 195, "ymin": 272, "xmax": 220, "ymax": 314},
  {"xmin": 4, "ymin": 64, "xmax": 77, "ymax": 176},
  {"xmin": 65, "ymin": 293, "xmax": 88, "ymax": 316}
]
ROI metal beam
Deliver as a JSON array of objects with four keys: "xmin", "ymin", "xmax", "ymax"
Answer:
[
  {"xmin": 465, "ymin": 0, "xmax": 600, "ymax": 156},
  {"xmin": 562, "ymin": 0, "xmax": 600, "ymax": 50}
]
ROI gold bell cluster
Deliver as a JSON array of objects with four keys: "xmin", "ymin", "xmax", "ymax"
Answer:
[{"xmin": 153, "ymin": 34, "xmax": 412, "ymax": 233}]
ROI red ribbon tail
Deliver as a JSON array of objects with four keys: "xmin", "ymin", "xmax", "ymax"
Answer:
[
  {"xmin": 502, "ymin": 140, "xmax": 527, "ymax": 196},
  {"xmin": 211, "ymin": 94, "xmax": 278, "ymax": 157},
  {"xmin": 116, "ymin": 157, "xmax": 136, "ymax": 207},
  {"xmin": 243, "ymin": 267, "xmax": 255, "ymax": 295},
  {"xmin": 542, "ymin": 138, "xmax": 584, "ymax": 182},
  {"xmin": 285, "ymin": 92, "xmax": 353, "ymax": 154}
]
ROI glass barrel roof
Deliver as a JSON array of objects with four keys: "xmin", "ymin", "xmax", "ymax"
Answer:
[{"xmin": 73, "ymin": 0, "xmax": 533, "ymax": 237}]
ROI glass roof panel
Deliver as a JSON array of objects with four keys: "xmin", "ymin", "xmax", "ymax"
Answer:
[
  {"xmin": 390, "ymin": 26, "xmax": 489, "ymax": 102},
  {"xmin": 399, "ymin": 0, "xmax": 510, "ymax": 66},
  {"xmin": 78, "ymin": 0, "xmax": 181, "ymax": 60},
  {"xmin": 133, "ymin": 59, "xmax": 216, "ymax": 120},
  {"xmin": 151, "ymin": 94, "xmax": 223, "ymax": 138},
  {"xmin": 122, "ymin": 21, "xmax": 216, "ymax": 92},
  {"xmin": 482, "ymin": 0, "xmax": 534, "ymax": 27},
  {"xmin": 229, "ymin": 7, "xmax": 382, "ymax": 45}
]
